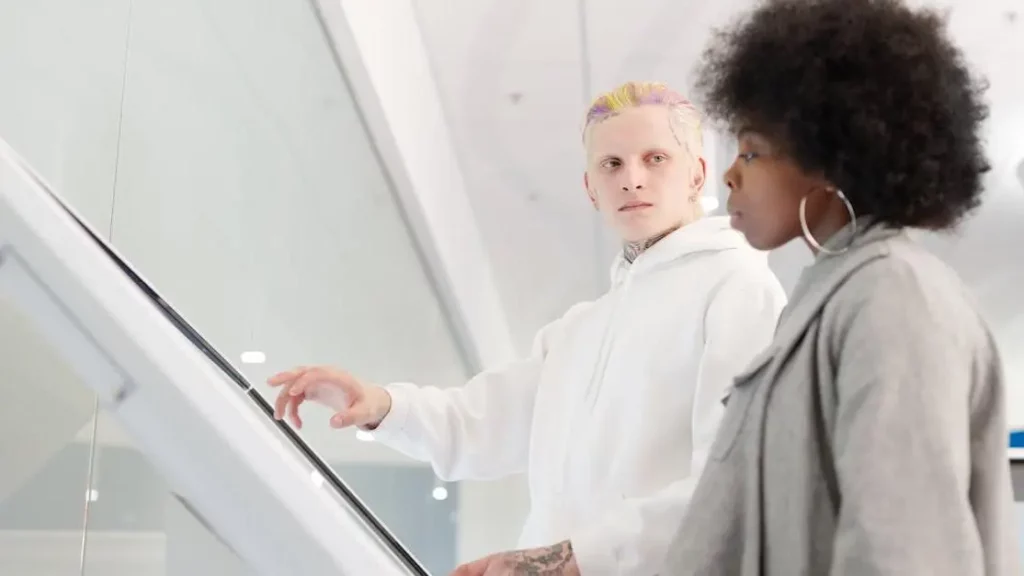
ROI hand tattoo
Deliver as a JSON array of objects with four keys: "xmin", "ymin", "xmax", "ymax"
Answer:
[{"xmin": 506, "ymin": 541, "xmax": 577, "ymax": 575}]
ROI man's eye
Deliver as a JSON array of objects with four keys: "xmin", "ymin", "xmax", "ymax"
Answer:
[{"xmin": 739, "ymin": 151, "xmax": 759, "ymax": 163}]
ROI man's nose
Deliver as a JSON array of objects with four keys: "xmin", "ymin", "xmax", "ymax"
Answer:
[{"xmin": 620, "ymin": 165, "xmax": 647, "ymax": 191}]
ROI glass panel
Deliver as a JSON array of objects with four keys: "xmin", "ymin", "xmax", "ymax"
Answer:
[
  {"xmin": 2, "ymin": 0, "xmax": 469, "ymax": 571},
  {"xmin": 79, "ymin": 414, "xmax": 459, "ymax": 576},
  {"xmin": 1, "ymin": 137, "xmax": 432, "ymax": 573},
  {"xmin": 0, "ymin": 276, "xmax": 96, "ymax": 575},
  {"xmin": 79, "ymin": 413, "xmax": 247, "ymax": 576},
  {"xmin": 105, "ymin": 0, "xmax": 468, "ymax": 572}
]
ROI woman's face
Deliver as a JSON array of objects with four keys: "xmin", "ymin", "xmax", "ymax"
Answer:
[{"xmin": 723, "ymin": 130, "xmax": 833, "ymax": 251}]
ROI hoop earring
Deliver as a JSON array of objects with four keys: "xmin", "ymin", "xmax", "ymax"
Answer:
[{"xmin": 799, "ymin": 188, "xmax": 857, "ymax": 255}]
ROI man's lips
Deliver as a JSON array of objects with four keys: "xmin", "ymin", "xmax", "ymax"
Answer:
[{"xmin": 619, "ymin": 201, "xmax": 653, "ymax": 212}]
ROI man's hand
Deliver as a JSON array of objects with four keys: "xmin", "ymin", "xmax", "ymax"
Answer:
[
  {"xmin": 266, "ymin": 365, "xmax": 391, "ymax": 430},
  {"xmin": 450, "ymin": 541, "xmax": 579, "ymax": 576}
]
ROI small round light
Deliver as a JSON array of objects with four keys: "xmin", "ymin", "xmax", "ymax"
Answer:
[
  {"xmin": 431, "ymin": 486, "xmax": 448, "ymax": 501},
  {"xmin": 356, "ymin": 430, "xmax": 374, "ymax": 442}
]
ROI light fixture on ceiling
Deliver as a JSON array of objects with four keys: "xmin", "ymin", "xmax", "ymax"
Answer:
[
  {"xmin": 240, "ymin": 351, "xmax": 266, "ymax": 364},
  {"xmin": 87, "ymin": 489, "xmax": 99, "ymax": 502},
  {"xmin": 310, "ymin": 470, "xmax": 325, "ymax": 489},
  {"xmin": 355, "ymin": 430, "xmax": 374, "ymax": 442}
]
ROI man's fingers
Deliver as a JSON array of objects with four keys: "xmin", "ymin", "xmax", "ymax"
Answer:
[
  {"xmin": 287, "ymin": 394, "xmax": 304, "ymax": 429},
  {"xmin": 330, "ymin": 403, "xmax": 374, "ymax": 429},
  {"xmin": 267, "ymin": 366, "xmax": 305, "ymax": 387},
  {"xmin": 448, "ymin": 555, "xmax": 492, "ymax": 576},
  {"xmin": 273, "ymin": 385, "xmax": 292, "ymax": 420},
  {"xmin": 449, "ymin": 563, "xmax": 480, "ymax": 576},
  {"xmin": 289, "ymin": 367, "xmax": 329, "ymax": 398}
]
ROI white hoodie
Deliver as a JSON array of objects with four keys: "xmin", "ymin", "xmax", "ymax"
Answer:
[{"xmin": 371, "ymin": 216, "xmax": 787, "ymax": 575}]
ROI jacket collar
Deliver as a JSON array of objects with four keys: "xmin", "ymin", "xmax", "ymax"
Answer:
[
  {"xmin": 735, "ymin": 217, "xmax": 906, "ymax": 381},
  {"xmin": 608, "ymin": 216, "xmax": 757, "ymax": 285}
]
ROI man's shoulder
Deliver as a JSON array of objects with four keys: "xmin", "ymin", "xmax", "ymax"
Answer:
[{"xmin": 706, "ymin": 247, "xmax": 785, "ymax": 295}]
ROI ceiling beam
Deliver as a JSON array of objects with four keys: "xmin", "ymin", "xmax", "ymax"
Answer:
[{"xmin": 307, "ymin": 0, "xmax": 517, "ymax": 373}]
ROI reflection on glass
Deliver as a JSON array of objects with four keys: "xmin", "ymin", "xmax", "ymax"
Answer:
[{"xmin": 0, "ymin": 282, "xmax": 96, "ymax": 574}]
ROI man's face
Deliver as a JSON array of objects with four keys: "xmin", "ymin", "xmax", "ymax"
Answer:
[{"xmin": 585, "ymin": 105, "xmax": 705, "ymax": 243}]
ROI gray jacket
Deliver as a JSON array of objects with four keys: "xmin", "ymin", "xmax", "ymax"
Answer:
[{"xmin": 662, "ymin": 220, "xmax": 1021, "ymax": 575}]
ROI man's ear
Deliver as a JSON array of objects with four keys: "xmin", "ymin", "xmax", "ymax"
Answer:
[
  {"xmin": 584, "ymin": 172, "xmax": 598, "ymax": 209},
  {"xmin": 692, "ymin": 157, "xmax": 707, "ymax": 192}
]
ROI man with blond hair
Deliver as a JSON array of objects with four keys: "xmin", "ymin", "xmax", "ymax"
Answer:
[{"xmin": 268, "ymin": 81, "xmax": 786, "ymax": 575}]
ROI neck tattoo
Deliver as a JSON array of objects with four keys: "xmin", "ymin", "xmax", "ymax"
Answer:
[{"xmin": 624, "ymin": 227, "xmax": 676, "ymax": 263}]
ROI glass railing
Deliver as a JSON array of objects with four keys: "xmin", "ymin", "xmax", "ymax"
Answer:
[
  {"xmin": 0, "ymin": 0, "xmax": 472, "ymax": 573},
  {"xmin": 0, "ymin": 138, "xmax": 428, "ymax": 574}
]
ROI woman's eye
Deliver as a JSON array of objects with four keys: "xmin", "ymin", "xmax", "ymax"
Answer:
[{"xmin": 739, "ymin": 151, "xmax": 759, "ymax": 163}]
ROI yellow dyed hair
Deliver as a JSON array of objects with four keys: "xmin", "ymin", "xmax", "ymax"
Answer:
[{"xmin": 583, "ymin": 81, "xmax": 704, "ymax": 159}]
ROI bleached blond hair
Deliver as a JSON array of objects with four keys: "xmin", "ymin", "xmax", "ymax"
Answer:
[{"xmin": 582, "ymin": 81, "xmax": 704, "ymax": 159}]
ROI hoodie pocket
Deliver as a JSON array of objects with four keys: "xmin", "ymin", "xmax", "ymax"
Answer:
[{"xmin": 710, "ymin": 347, "xmax": 776, "ymax": 461}]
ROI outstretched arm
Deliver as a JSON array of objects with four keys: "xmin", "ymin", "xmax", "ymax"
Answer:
[{"xmin": 372, "ymin": 302, "xmax": 594, "ymax": 482}]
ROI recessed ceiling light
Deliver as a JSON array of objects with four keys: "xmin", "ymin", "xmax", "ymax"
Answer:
[
  {"xmin": 87, "ymin": 489, "xmax": 99, "ymax": 502},
  {"xmin": 241, "ymin": 351, "xmax": 266, "ymax": 364},
  {"xmin": 700, "ymin": 196, "xmax": 720, "ymax": 212},
  {"xmin": 310, "ymin": 471, "xmax": 325, "ymax": 489},
  {"xmin": 431, "ymin": 486, "xmax": 448, "ymax": 501},
  {"xmin": 355, "ymin": 430, "xmax": 374, "ymax": 442}
]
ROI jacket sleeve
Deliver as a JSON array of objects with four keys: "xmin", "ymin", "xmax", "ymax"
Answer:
[
  {"xmin": 570, "ymin": 264, "xmax": 787, "ymax": 576},
  {"xmin": 369, "ymin": 302, "xmax": 592, "ymax": 482},
  {"xmin": 827, "ymin": 268, "xmax": 1020, "ymax": 575}
]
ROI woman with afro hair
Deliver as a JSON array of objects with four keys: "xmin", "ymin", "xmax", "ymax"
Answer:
[{"xmin": 663, "ymin": 0, "xmax": 1020, "ymax": 574}]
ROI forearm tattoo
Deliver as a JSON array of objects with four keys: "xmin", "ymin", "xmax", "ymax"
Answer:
[{"xmin": 508, "ymin": 541, "xmax": 575, "ymax": 575}]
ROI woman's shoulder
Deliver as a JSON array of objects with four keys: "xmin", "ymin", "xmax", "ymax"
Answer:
[{"xmin": 826, "ymin": 234, "xmax": 990, "ymax": 344}]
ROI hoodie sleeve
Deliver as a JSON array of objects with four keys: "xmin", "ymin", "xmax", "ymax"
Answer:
[
  {"xmin": 369, "ymin": 302, "xmax": 593, "ymax": 482},
  {"xmin": 570, "ymin": 263, "xmax": 787, "ymax": 575}
]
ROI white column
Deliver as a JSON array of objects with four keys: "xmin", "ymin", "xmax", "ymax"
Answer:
[{"xmin": 312, "ymin": 0, "xmax": 517, "ymax": 371}]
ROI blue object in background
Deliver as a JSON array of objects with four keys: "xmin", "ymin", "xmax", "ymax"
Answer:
[{"xmin": 1011, "ymin": 430, "xmax": 1023, "ymax": 449}]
